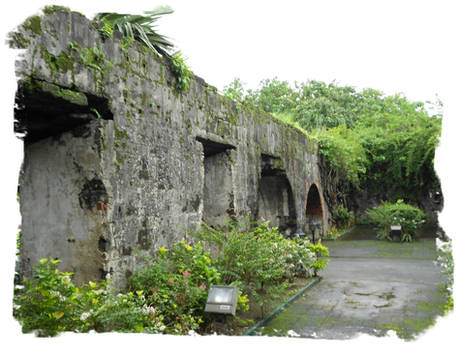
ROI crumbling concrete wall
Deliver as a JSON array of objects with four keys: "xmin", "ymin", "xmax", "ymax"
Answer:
[{"xmin": 11, "ymin": 8, "xmax": 330, "ymax": 288}]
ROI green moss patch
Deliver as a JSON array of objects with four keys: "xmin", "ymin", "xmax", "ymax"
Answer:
[
  {"xmin": 24, "ymin": 78, "xmax": 88, "ymax": 106},
  {"xmin": 22, "ymin": 15, "xmax": 42, "ymax": 35}
]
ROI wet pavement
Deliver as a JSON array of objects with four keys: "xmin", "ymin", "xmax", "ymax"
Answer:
[{"xmin": 259, "ymin": 226, "xmax": 447, "ymax": 340}]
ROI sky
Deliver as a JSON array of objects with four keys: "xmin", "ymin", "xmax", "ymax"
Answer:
[{"xmin": 1, "ymin": 0, "xmax": 456, "ymax": 348}]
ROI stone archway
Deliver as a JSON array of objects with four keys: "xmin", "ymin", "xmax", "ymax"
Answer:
[{"xmin": 305, "ymin": 183, "xmax": 324, "ymax": 241}]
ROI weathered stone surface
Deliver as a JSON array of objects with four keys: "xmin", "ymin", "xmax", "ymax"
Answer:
[
  {"xmin": 19, "ymin": 121, "xmax": 107, "ymax": 285},
  {"xmin": 12, "ymin": 9, "xmax": 331, "ymax": 289}
]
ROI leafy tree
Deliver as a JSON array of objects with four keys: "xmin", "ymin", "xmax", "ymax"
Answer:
[
  {"xmin": 250, "ymin": 78, "xmax": 298, "ymax": 114},
  {"xmin": 355, "ymin": 94, "xmax": 442, "ymax": 197},
  {"xmin": 223, "ymin": 77, "xmax": 297, "ymax": 113},
  {"xmin": 293, "ymin": 80, "xmax": 362, "ymax": 130},
  {"xmin": 315, "ymin": 125, "xmax": 368, "ymax": 187},
  {"xmin": 222, "ymin": 77, "xmax": 247, "ymax": 102},
  {"xmin": 223, "ymin": 77, "xmax": 442, "ymax": 211}
]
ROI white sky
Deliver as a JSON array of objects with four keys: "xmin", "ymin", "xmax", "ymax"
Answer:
[{"xmin": 1, "ymin": 0, "xmax": 456, "ymax": 348}]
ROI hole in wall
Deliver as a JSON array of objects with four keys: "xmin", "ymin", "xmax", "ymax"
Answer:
[
  {"xmin": 196, "ymin": 137, "xmax": 236, "ymax": 228},
  {"xmin": 14, "ymin": 78, "xmax": 113, "ymax": 143},
  {"xmin": 258, "ymin": 154, "xmax": 297, "ymax": 235},
  {"xmin": 98, "ymin": 236, "xmax": 107, "ymax": 252}
]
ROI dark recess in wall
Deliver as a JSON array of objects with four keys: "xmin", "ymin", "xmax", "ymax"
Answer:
[{"xmin": 14, "ymin": 78, "xmax": 113, "ymax": 142}]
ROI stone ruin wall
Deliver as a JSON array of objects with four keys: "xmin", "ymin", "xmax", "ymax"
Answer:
[{"xmin": 12, "ymin": 8, "xmax": 330, "ymax": 289}]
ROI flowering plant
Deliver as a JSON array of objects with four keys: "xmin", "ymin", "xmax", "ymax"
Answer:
[
  {"xmin": 193, "ymin": 220, "xmax": 326, "ymax": 316},
  {"xmin": 13, "ymin": 258, "xmax": 81, "ymax": 336},
  {"xmin": 128, "ymin": 240, "xmax": 221, "ymax": 333},
  {"xmin": 13, "ymin": 258, "xmax": 165, "ymax": 336}
]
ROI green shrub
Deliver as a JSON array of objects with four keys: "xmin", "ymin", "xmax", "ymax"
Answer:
[
  {"xmin": 367, "ymin": 200, "xmax": 425, "ymax": 242},
  {"xmin": 316, "ymin": 126, "xmax": 368, "ymax": 187},
  {"xmin": 13, "ymin": 258, "xmax": 165, "ymax": 336},
  {"xmin": 193, "ymin": 221, "xmax": 327, "ymax": 310},
  {"xmin": 85, "ymin": 290, "xmax": 165, "ymax": 333},
  {"xmin": 333, "ymin": 204, "xmax": 354, "ymax": 229},
  {"xmin": 308, "ymin": 240, "xmax": 330, "ymax": 273},
  {"xmin": 128, "ymin": 240, "xmax": 226, "ymax": 334},
  {"xmin": 14, "ymin": 224, "xmax": 329, "ymax": 336},
  {"xmin": 14, "ymin": 258, "xmax": 82, "ymax": 336}
]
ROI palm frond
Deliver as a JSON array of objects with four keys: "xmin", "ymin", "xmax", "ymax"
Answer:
[{"xmin": 94, "ymin": 7, "xmax": 174, "ymax": 56}]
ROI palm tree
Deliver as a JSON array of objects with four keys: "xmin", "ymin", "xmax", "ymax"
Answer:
[{"xmin": 93, "ymin": 6, "xmax": 174, "ymax": 57}]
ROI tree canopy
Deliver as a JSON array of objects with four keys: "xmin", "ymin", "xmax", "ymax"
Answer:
[{"xmin": 223, "ymin": 78, "xmax": 442, "ymax": 204}]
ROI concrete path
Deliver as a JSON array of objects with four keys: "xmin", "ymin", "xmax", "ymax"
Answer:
[{"xmin": 260, "ymin": 233, "xmax": 447, "ymax": 340}]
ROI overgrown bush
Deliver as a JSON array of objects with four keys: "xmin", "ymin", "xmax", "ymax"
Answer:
[
  {"xmin": 316, "ymin": 126, "xmax": 368, "ymax": 187},
  {"xmin": 193, "ymin": 220, "xmax": 328, "ymax": 310},
  {"xmin": 14, "ymin": 223, "xmax": 329, "ymax": 336},
  {"xmin": 86, "ymin": 290, "xmax": 166, "ymax": 333},
  {"xmin": 128, "ymin": 240, "xmax": 229, "ymax": 333},
  {"xmin": 14, "ymin": 258, "xmax": 83, "ymax": 336},
  {"xmin": 13, "ymin": 258, "xmax": 165, "ymax": 336},
  {"xmin": 333, "ymin": 204, "xmax": 355, "ymax": 229},
  {"xmin": 367, "ymin": 200, "xmax": 426, "ymax": 242}
]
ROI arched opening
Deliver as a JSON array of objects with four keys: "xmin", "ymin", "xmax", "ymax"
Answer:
[
  {"xmin": 257, "ymin": 155, "xmax": 297, "ymax": 235},
  {"xmin": 305, "ymin": 183, "xmax": 323, "ymax": 241}
]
